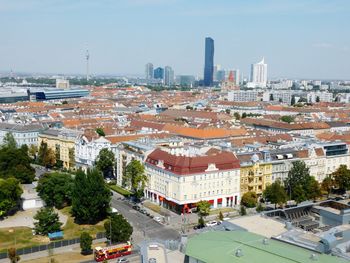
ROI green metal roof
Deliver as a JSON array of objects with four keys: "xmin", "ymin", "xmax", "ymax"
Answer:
[{"xmin": 185, "ymin": 231, "xmax": 346, "ymax": 263}]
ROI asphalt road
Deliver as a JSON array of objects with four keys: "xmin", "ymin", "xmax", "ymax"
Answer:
[
  {"xmin": 110, "ymin": 193, "xmax": 180, "ymax": 243},
  {"xmin": 80, "ymin": 251, "xmax": 141, "ymax": 263}
]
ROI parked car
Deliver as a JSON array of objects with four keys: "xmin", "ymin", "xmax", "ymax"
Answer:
[
  {"xmin": 149, "ymin": 258, "xmax": 157, "ymax": 263},
  {"xmin": 132, "ymin": 205, "xmax": 141, "ymax": 211},
  {"xmin": 117, "ymin": 258, "xmax": 129, "ymax": 263},
  {"xmin": 205, "ymin": 221, "xmax": 219, "ymax": 227},
  {"xmin": 153, "ymin": 216, "xmax": 162, "ymax": 223},
  {"xmin": 193, "ymin": 224, "xmax": 205, "ymax": 230}
]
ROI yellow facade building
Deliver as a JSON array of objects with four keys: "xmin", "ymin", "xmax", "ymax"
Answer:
[
  {"xmin": 237, "ymin": 153, "xmax": 272, "ymax": 195},
  {"xmin": 38, "ymin": 129, "xmax": 81, "ymax": 169}
]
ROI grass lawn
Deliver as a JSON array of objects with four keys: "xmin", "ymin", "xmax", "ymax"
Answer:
[
  {"xmin": 0, "ymin": 207, "xmax": 106, "ymax": 253},
  {"xmin": 22, "ymin": 242, "xmax": 107, "ymax": 263},
  {"xmin": 59, "ymin": 207, "xmax": 106, "ymax": 240},
  {"xmin": 208, "ymin": 207, "xmax": 235, "ymax": 216},
  {"xmin": 108, "ymin": 184, "xmax": 132, "ymax": 197},
  {"xmin": 0, "ymin": 227, "xmax": 48, "ymax": 253}
]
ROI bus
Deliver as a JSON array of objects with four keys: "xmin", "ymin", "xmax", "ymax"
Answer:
[{"xmin": 94, "ymin": 242, "xmax": 132, "ymax": 262}]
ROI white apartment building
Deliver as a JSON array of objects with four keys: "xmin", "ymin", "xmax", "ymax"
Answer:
[
  {"xmin": 263, "ymin": 91, "xmax": 292, "ymax": 104},
  {"xmin": 228, "ymin": 90, "xmax": 259, "ymax": 102},
  {"xmin": 75, "ymin": 136, "xmax": 119, "ymax": 170},
  {"xmin": 307, "ymin": 92, "xmax": 333, "ymax": 103},
  {"xmin": 144, "ymin": 148, "xmax": 241, "ymax": 213},
  {"xmin": 0, "ymin": 123, "xmax": 44, "ymax": 146}
]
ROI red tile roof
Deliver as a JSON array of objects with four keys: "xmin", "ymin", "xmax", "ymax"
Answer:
[{"xmin": 146, "ymin": 148, "xmax": 240, "ymax": 175}]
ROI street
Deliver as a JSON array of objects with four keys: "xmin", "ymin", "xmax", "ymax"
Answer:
[{"xmin": 110, "ymin": 193, "xmax": 180, "ymax": 243}]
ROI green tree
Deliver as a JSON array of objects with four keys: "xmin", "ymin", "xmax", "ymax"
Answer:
[
  {"xmin": 0, "ymin": 178, "xmax": 22, "ymax": 217},
  {"xmin": 280, "ymin": 115, "xmax": 294, "ymax": 123},
  {"xmin": 316, "ymin": 96, "xmax": 320, "ymax": 102},
  {"xmin": 105, "ymin": 213, "xmax": 133, "ymax": 243},
  {"xmin": 242, "ymin": 112, "xmax": 247, "ymax": 118},
  {"xmin": 321, "ymin": 175, "xmax": 335, "ymax": 197},
  {"xmin": 37, "ymin": 172, "xmax": 74, "ymax": 209},
  {"xmin": 29, "ymin": 144, "xmax": 38, "ymax": 159},
  {"xmin": 291, "ymin": 95, "xmax": 296, "ymax": 105},
  {"xmin": 96, "ymin": 128, "xmax": 105, "ymax": 137},
  {"xmin": 2, "ymin": 132, "xmax": 17, "ymax": 149},
  {"xmin": 241, "ymin": 191, "xmax": 258, "ymax": 208},
  {"xmin": 263, "ymin": 180, "xmax": 288, "ymax": 209},
  {"xmin": 256, "ymin": 203, "xmax": 264, "ymax": 212},
  {"xmin": 218, "ymin": 211, "xmax": 224, "ymax": 221},
  {"xmin": 225, "ymin": 109, "xmax": 231, "ymax": 114},
  {"xmin": 293, "ymin": 184, "xmax": 307, "ymax": 204},
  {"xmin": 233, "ymin": 112, "xmax": 241, "ymax": 120},
  {"xmin": 196, "ymin": 200, "xmax": 211, "ymax": 216},
  {"xmin": 95, "ymin": 148, "xmax": 115, "ymax": 178},
  {"xmin": 269, "ymin": 93, "xmax": 274, "ymax": 101},
  {"xmin": 240, "ymin": 206, "xmax": 247, "ymax": 216},
  {"xmin": 37, "ymin": 142, "xmax": 56, "ymax": 168},
  {"xmin": 8, "ymin": 247, "xmax": 20, "ymax": 263},
  {"xmin": 198, "ymin": 216, "xmax": 205, "ymax": 227},
  {"xmin": 306, "ymin": 176, "xmax": 321, "ymax": 201},
  {"xmin": 285, "ymin": 161, "xmax": 312, "ymax": 202},
  {"xmin": 0, "ymin": 146, "xmax": 35, "ymax": 183},
  {"xmin": 332, "ymin": 165, "xmax": 350, "ymax": 194},
  {"xmin": 34, "ymin": 207, "xmax": 62, "ymax": 235},
  {"xmin": 72, "ymin": 169, "xmax": 111, "ymax": 224},
  {"xmin": 124, "ymin": 160, "xmax": 147, "ymax": 198},
  {"xmin": 80, "ymin": 232, "xmax": 93, "ymax": 254}
]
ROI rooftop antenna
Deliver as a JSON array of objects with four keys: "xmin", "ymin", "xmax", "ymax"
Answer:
[{"xmin": 85, "ymin": 47, "xmax": 90, "ymax": 81}]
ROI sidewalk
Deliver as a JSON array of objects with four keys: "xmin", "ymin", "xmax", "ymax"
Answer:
[{"xmin": 0, "ymin": 238, "xmax": 106, "ymax": 263}]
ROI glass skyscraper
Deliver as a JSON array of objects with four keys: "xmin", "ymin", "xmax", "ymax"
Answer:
[{"xmin": 203, "ymin": 37, "xmax": 214, "ymax": 86}]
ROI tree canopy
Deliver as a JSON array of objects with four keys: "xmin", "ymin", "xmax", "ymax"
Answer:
[
  {"xmin": 71, "ymin": 169, "xmax": 111, "ymax": 224},
  {"xmin": 124, "ymin": 160, "xmax": 147, "ymax": 199},
  {"xmin": 280, "ymin": 115, "xmax": 294, "ymax": 123},
  {"xmin": 34, "ymin": 207, "xmax": 62, "ymax": 235},
  {"xmin": 241, "ymin": 191, "xmax": 258, "ymax": 208},
  {"xmin": 80, "ymin": 232, "xmax": 93, "ymax": 254},
  {"xmin": 95, "ymin": 128, "xmax": 106, "ymax": 137},
  {"xmin": 332, "ymin": 165, "xmax": 350, "ymax": 194},
  {"xmin": 37, "ymin": 142, "xmax": 56, "ymax": 168},
  {"xmin": 95, "ymin": 148, "xmax": 115, "ymax": 178},
  {"xmin": 0, "ymin": 178, "xmax": 22, "ymax": 217},
  {"xmin": 284, "ymin": 161, "xmax": 321, "ymax": 203},
  {"xmin": 263, "ymin": 180, "xmax": 288, "ymax": 208},
  {"xmin": 2, "ymin": 132, "xmax": 17, "ymax": 149},
  {"xmin": 37, "ymin": 172, "xmax": 74, "ymax": 209},
  {"xmin": 0, "ymin": 143, "xmax": 35, "ymax": 183},
  {"xmin": 104, "ymin": 213, "xmax": 133, "ymax": 244},
  {"xmin": 196, "ymin": 200, "xmax": 211, "ymax": 216}
]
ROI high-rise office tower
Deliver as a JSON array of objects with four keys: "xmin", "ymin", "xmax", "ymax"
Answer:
[
  {"xmin": 234, "ymin": 69, "xmax": 240, "ymax": 86},
  {"xmin": 153, "ymin": 67, "xmax": 164, "ymax": 80},
  {"xmin": 145, "ymin": 63, "xmax": 154, "ymax": 79},
  {"xmin": 203, "ymin": 37, "xmax": 214, "ymax": 86},
  {"xmin": 250, "ymin": 58, "xmax": 267, "ymax": 87},
  {"xmin": 164, "ymin": 66, "xmax": 174, "ymax": 86}
]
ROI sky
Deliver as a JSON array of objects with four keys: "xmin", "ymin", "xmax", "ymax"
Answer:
[{"xmin": 0, "ymin": 0, "xmax": 349, "ymax": 79}]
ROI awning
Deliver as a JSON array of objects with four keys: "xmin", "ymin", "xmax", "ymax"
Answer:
[{"xmin": 217, "ymin": 198, "xmax": 223, "ymax": 203}]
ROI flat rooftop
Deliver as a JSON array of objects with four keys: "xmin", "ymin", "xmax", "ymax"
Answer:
[{"xmin": 229, "ymin": 215, "xmax": 287, "ymax": 238}]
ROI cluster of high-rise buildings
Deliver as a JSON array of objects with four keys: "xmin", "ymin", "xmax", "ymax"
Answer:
[{"xmin": 144, "ymin": 63, "xmax": 174, "ymax": 86}]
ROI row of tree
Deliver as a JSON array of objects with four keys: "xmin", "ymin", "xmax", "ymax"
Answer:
[
  {"xmin": 37, "ymin": 169, "xmax": 111, "ymax": 224},
  {"xmin": 240, "ymin": 161, "xmax": 350, "ymax": 210},
  {"xmin": 0, "ymin": 133, "xmax": 35, "ymax": 217}
]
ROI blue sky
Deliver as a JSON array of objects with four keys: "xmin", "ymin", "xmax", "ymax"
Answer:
[{"xmin": 0, "ymin": 0, "xmax": 349, "ymax": 79}]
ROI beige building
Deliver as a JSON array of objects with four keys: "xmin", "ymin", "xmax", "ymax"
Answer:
[
  {"xmin": 145, "ymin": 148, "xmax": 241, "ymax": 213},
  {"xmin": 237, "ymin": 153, "xmax": 272, "ymax": 196},
  {"xmin": 38, "ymin": 129, "xmax": 81, "ymax": 169}
]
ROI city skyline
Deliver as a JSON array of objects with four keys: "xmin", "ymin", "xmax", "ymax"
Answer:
[{"xmin": 0, "ymin": 0, "xmax": 349, "ymax": 79}]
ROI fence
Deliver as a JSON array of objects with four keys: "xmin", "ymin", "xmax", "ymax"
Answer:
[{"xmin": 0, "ymin": 232, "xmax": 106, "ymax": 260}]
